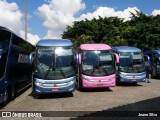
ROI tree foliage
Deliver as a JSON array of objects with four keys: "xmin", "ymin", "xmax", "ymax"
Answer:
[{"xmin": 62, "ymin": 11, "xmax": 160, "ymax": 51}]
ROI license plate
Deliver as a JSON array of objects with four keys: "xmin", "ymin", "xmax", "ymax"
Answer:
[
  {"xmin": 52, "ymin": 88, "xmax": 59, "ymax": 92},
  {"xmin": 97, "ymin": 84, "xmax": 103, "ymax": 87},
  {"xmin": 132, "ymin": 80, "xmax": 136, "ymax": 82}
]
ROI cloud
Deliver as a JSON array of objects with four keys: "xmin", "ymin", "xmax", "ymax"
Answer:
[
  {"xmin": 79, "ymin": 6, "xmax": 139, "ymax": 21},
  {"xmin": 152, "ymin": 9, "xmax": 160, "ymax": 16},
  {"xmin": 0, "ymin": 0, "xmax": 23, "ymax": 33},
  {"xmin": 19, "ymin": 30, "xmax": 40, "ymax": 45},
  {"xmin": 37, "ymin": 0, "xmax": 139, "ymax": 38},
  {"xmin": 0, "ymin": 0, "xmax": 40, "ymax": 45},
  {"xmin": 37, "ymin": 0, "xmax": 86, "ymax": 39}
]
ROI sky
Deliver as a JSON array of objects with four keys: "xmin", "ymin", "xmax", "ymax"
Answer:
[{"xmin": 0, "ymin": 0, "xmax": 160, "ymax": 45}]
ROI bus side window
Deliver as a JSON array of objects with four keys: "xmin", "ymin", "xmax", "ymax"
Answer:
[
  {"xmin": 153, "ymin": 54, "xmax": 159, "ymax": 63},
  {"xmin": 0, "ymin": 30, "xmax": 11, "ymax": 79}
]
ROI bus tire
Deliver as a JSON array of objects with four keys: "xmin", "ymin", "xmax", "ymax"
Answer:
[
  {"xmin": 151, "ymin": 66, "xmax": 156, "ymax": 78},
  {"xmin": 32, "ymin": 94, "xmax": 36, "ymax": 99},
  {"xmin": 78, "ymin": 80, "xmax": 83, "ymax": 91},
  {"xmin": 10, "ymin": 87, "xmax": 16, "ymax": 101},
  {"xmin": 32, "ymin": 93, "xmax": 39, "ymax": 99},
  {"xmin": 77, "ymin": 67, "xmax": 83, "ymax": 91},
  {"xmin": 3, "ymin": 88, "xmax": 9, "ymax": 106},
  {"xmin": 67, "ymin": 92, "xmax": 73, "ymax": 97},
  {"xmin": 132, "ymin": 82, "xmax": 137, "ymax": 86}
]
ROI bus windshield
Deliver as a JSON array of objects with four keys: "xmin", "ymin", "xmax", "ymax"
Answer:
[
  {"xmin": 82, "ymin": 50, "xmax": 115, "ymax": 76},
  {"xmin": 119, "ymin": 52, "xmax": 145, "ymax": 73},
  {"xmin": 34, "ymin": 46, "xmax": 76, "ymax": 80}
]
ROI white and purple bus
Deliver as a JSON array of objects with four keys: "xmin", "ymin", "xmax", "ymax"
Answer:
[{"xmin": 77, "ymin": 44, "xmax": 119, "ymax": 89}]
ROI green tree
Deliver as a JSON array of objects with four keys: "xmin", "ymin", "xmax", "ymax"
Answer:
[
  {"xmin": 71, "ymin": 35, "xmax": 94, "ymax": 51},
  {"xmin": 63, "ymin": 11, "xmax": 160, "ymax": 50},
  {"xmin": 126, "ymin": 10, "xmax": 160, "ymax": 51},
  {"xmin": 62, "ymin": 16, "xmax": 127, "ymax": 47}
]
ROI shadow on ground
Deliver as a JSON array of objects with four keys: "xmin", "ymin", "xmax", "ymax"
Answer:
[
  {"xmin": 28, "ymin": 92, "xmax": 74, "ymax": 99},
  {"xmin": 69, "ymin": 96, "xmax": 160, "ymax": 120},
  {"xmin": 77, "ymin": 87, "xmax": 113, "ymax": 92},
  {"xmin": 29, "ymin": 87, "xmax": 112, "ymax": 99},
  {"xmin": 0, "ymin": 85, "xmax": 31, "ymax": 109},
  {"xmin": 116, "ymin": 82, "xmax": 143, "ymax": 87}
]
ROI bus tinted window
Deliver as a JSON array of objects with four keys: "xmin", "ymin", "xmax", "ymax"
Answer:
[
  {"xmin": 0, "ymin": 30, "xmax": 11, "ymax": 79},
  {"xmin": 12, "ymin": 35, "xmax": 35, "ymax": 52},
  {"xmin": 0, "ymin": 30, "xmax": 10, "ymax": 48}
]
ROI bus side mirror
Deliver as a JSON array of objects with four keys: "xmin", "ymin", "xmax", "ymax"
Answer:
[
  {"xmin": 29, "ymin": 52, "xmax": 35, "ymax": 65},
  {"xmin": 78, "ymin": 53, "xmax": 82, "ymax": 64},
  {"xmin": 158, "ymin": 57, "xmax": 160, "ymax": 62},
  {"xmin": 144, "ymin": 55, "xmax": 150, "ymax": 62},
  {"xmin": 114, "ymin": 53, "xmax": 119, "ymax": 64},
  {"xmin": 74, "ymin": 52, "xmax": 78, "ymax": 65}
]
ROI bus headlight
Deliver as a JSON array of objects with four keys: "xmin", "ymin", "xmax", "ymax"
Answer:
[
  {"xmin": 120, "ymin": 72, "xmax": 127, "ymax": 77},
  {"xmin": 108, "ymin": 77, "xmax": 115, "ymax": 81},
  {"xmin": 82, "ymin": 77, "xmax": 90, "ymax": 81},
  {"xmin": 68, "ymin": 80, "xmax": 75, "ymax": 85},
  {"xmin": 35, "ymin": 81, "xmax": 43, "ymax": 86}
]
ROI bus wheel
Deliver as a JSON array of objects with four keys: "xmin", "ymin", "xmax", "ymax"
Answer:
[
  {"xmin": 11, "ymin": 87, "xmax": 16, "ymax": 101},
  {"xmin": 77, "ymin": 69, "xmax": 83, "ymax": 91},
  {"xmin": 151, "ymin": 67, "xmax": 156, "ymax": 78},
  {"xmin": 3, "ymin": 89, "xmax": 9, "ymax": 105},
  {"xmin": 32, "ymin": 93, "xmax": 39, "ymax": 99},
  {"xmin": 78, "ymin": 80, "xmax": 83, "ymax": 91},
  {"xmin": 132, "ymin": 82, "xmax": 137, "ymax": 86},
  {"xmin": 67, "ymin": 92, "xmax": 73, "ymax": 97}
]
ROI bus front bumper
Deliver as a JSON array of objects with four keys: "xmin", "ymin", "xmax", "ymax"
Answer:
[
  {"xmin": 33, "ymin": 77, "xmax": 76, "ymax": 94},
  {"xmin": 118, "ymin": 72, "xmax": 146, "ymax": 83},
  {"xmin": 81, "ymin": 74, "xmax": 116, "ymax": 88}
]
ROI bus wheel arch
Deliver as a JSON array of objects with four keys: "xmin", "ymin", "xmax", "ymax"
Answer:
[{"xmin": 4, "ymin": 84, "xmax": 16, "ymax": 103}]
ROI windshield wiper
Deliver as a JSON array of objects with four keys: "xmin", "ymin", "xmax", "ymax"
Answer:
[
  {"xmin": 44, "ymin": 64, "xmax": 54, "ymax": 79},
  {"xmin": 133, "ymin": 64, "xmax": 144, "ymax": 72},
  {"xmin": 91, "ymin": 65, "xmax": 97, "ymax": 75},
  {"xmin": 57, "ymin": 57, "xmax": 66, "ymax": 78},
  {"xmin": 121, "ymin": 64, "xmax": 133, "ymax": 72},
  {"xmin": 99, "ymin": 62, "xmax": 108, "ymax": 75},
  {"xmin": 90, "ymin": 59, "xmax": 100, "ymax": 75},
  {"xmin": 44, "ymin": 58, "xmax": 66, "ymax": 79}
]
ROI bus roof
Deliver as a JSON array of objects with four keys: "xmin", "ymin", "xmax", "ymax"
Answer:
[
  {"xmin": 112, "ymin": 46, "xmax": 142, "ymax": 52},
  {"xmin": 36, "ymin": 39, "xmax": 73, "ymax": 47},
  {"xmin": 0, "ymin": 26, "xmax": 13, "ymax": 33},
  {"xmin": 0, "ymin": 26, "xmax": 35, "ymax": 47},
  {"xmin": 80, "ymin": 44, "xmax": 111, "ymax": 50},
  {"xmin": 144, "ymin": 50, "xmax": 160, "ymax": 54}
]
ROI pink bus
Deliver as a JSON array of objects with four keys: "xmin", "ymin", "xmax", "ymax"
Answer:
[{"xmin": 77, "ymin": 44, "xmax": 119, "ymax": 89}]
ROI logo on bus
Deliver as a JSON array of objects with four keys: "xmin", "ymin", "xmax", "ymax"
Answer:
[{"xmin": 18, "ymin": 54, "xmax": 29, "ymax": 63}]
